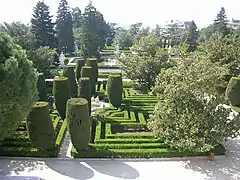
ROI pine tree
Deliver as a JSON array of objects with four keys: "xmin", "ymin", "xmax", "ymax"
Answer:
[
  {"xmin": 214, "ymin": 7, "xmax": 230, "ymax": 36},
  {"xmin": 56, "ymin": 0, "xmax": 74, "ymax": 54},
  {"xmin": 31, "ymin": 1, "xmax": 57, "ymax": 49},
  {"xmin": 186, "ymin": 21, "xmax": 198, "ymax": 52},
  {"xmin": 72, "ymin": 7, "xmax": 82, "ymax": 28},
  {"xmin": 79, "ymin": 2, "xmax": 108, "ymax": 59}
]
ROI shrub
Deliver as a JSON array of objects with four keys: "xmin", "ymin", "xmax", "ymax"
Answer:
[
  {"xmin": 53, "ymin": 76, "xmax": 70, "ymax": 119},
  {"xmin": 26, "ymin": 102, "xmax": 56, "ymax": 150},
  {"xmin": 63, "ymin": 66, "xmax": 77, "ymax": 97},
  {"xmin": 0, "ymin": 31, "xmax": 38, "ymax": 142},
  {"xmin": 37, "ymin": 73, "xmax": 48, "ymax": 101},
  {"xmin": 66, "ymin": 98, "xmax": 90, "ymax": 150},
  {"xmin": 226, "ymin": 77, "xmax": 240, "ymax": 106},
  {"xmin": 87, "ymin": 59, "xmax": 98, "ymax": 82},
  {"xmin": 64, "ymin": 57, "xmax": 69, "ymax": 65},
  {"xmin": 78, "ymin": 77, "xmax": 91, "ymax": 114},
  {"xmin": 81, "ymin": 66, "xmax": 95, "ymax": 95},
  {"xmin": 107, "ymin": 74, "xmax": 123, "ymax": 108},
  {"xmin": 75, "ymin": 59, "xmax": 85, "ymax": 81}
]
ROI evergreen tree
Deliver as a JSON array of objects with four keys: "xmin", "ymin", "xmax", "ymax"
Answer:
[
  {"xmin": 79, "ymin": 2, "xmax": 108, "ymax": 59},
  {"xmin": 186, "ymin": 21, "xmax": 198, "ymax": 52},
  {"xmin": 72, "ymin": 7, "xmax": 82, "ymax": 28},
  {"xmin": 31, "ymin": 1, "xmax": 57, "ymax": 49},
  {"xmin": 56, "ymin": 0, "xmax": 74, "ymax": 54},
  {"xmin": 214, "ymin": 7, "xmax": 230, "ymax": 36}
]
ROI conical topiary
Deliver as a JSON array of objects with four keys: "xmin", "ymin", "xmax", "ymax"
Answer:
[
  {"xmin": 81, "ymin": 66, "xmax": 95, "ymax": 95},
  {"xmin": 107, "ymin": 74, "xmax": 123, "ymax": 108},
  {"xmin": 66, "ymin": 98, "xmax": 90, "ymax": 150},
  {"xmin": 226, "ymin": 77, "xmax": 240, "ymax": 107},
  {"xmin": 26, "ymin": 102, "xmax": 56, "ymax": 150},
  {"xmin": 78, "ymin": 77, "xmax": 91, "ymax": 114},
  {"xmin": 63, "ymin": 66, "xmax": 77, "ymax": 97},
  {"xmin": 37, "ymin": 73, "xmax": 48, "ymax": 101},
  {"xmin": 75, "ymin": 59, "xmax": 85, "ymax": 81},
  {"xmin": 53, "ymin": 76, "xmax": 70, "ymax": 119}
]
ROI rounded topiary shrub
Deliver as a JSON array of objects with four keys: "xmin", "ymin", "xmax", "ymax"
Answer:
[
  {"xmin": 78, "ymin": 77, "xmax": 91, "ymax": 114},
  {"xmin": 107, "ymin": 74, "xmax": 123, "ymax": 108},
  {"xmin": 63, "ymin": 66, "xmax": 77, "ymax": 97},
  {"xmin": 87, "ymin": 59, "xmax": 98, "ymax": 83},
  {"xmin": 81, "ymin": 66, "xmax": 95, "ymax": 95},
  {"xmin": 0, "ymin": 31, "xmax": 38, "ymax": 142},
  {"xmin": 26, "ymin": 102, "xmax": 56, "ymax": 150},
  {"xmin": 66, "ymin": 98, "xmax": 90, "ymax": 150},
  {"xmin": 53, "ymin": 76, "xmax": 70, "ymax": 119},
  {"xmin": 226, "ymin": 77, "xmax": 240, "ymax": 106},
  {"xmin": 37, "ymin": 73, "xmax": 48, "ymax": 101},
  {"xmin": 75, "ymin": 59, "xmax": 85, "ymax": 81}
]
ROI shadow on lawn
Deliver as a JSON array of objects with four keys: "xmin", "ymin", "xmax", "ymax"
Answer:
[
  {"xmin": 86, "ymin": 160, "xmax": 140, "ymax": 179},
  {"xmin": 184, "ymin": 138, "xmax": 240, "ymax": 180}
]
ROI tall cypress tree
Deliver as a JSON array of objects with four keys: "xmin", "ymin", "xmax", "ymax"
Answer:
[
  {"xmin": 31, "ymin": 1, "xmax": 57, "ymax": 49},
  {"xmin": 56, "ymin": 0, "xmax": 74, "ymax": 55},
  {"xmin": 186, "ymin": 21, "xmax": 198, "ymax": 52}
]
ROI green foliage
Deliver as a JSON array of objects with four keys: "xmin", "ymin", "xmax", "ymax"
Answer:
[
  {"xmin": 118, "ymin": 48, "xmax": 170, "ymax": 89},
  {"xmin": 213, "ymin": 7, "xmax": 230, "ymax": 36},
  {"xmin": 87, "ymin": 59, "xmax": 98, "ymax": 82},
  {"xmin": 113, "ymin": 27, "xmax": 133, "ymax": 49},
  {"xmin": 26, "ymin": 102, "xmax": 56, "ymax": 150},
  {"xmin": 63, "ymin": 66, "xmax": 77, "ymax": 97},
  {"xmin": 186, "ymin": 21, "xmax": 198, "ymax": 52},
  {"xmin": 36, "ymin": 73, "xmax": 48, "ymax": 101},
  {"xmin": 56, "ymin": 0, "xmax": 74, "ymax": 54},
  {"xmin": 81, "ymin": 66, "xmax": 95, "ymax": 95},
  {"xmin": 53, "ymin": 76, "xmax": 70, "ymax": 119},
  {"xmin": 107, "ymin": 74, "xmax": 123, "ymax": 108},
  {"xmin": 27, "ymin": 46, "xmax": 57, "ymax": 73},
  {"xmin": 0, "ymin": 32, "xmax": 38, "ymax": 142},
  {"xmin": 66, "ymin": 98, "xmax": 90, "ymax": 150},
  {"xmin": 150, "ymin": 56, "xmax": 240, "ymax": 152},
  {"xmin": 78, "ymin": 2, "xmax": 109, "ymax": 59},
  {"xmin": 75, "ymin": 59, "xmax": 85, "ymax": 80},
  {"xmin": 78, "ymin": 77, "xmax": 91, "ymax": 114},
  {"xmin": 226, "ymin": 77, "xmax": 240, "ymax": 106},
  {"xmin": 31, "ymin": 1, "xmax": 57, "ymax": 49},
  {"xmin": 72, "ymin": 7, "xmax": 82, "ymax": 28}
]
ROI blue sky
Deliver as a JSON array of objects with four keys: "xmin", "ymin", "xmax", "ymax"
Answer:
[{"xmin": 1, "ymin": 0, "xmax": 240, "ymax": 28}]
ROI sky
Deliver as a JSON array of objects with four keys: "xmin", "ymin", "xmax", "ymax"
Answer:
[{"xmin": 0, "ymin": 0, "xmax": 240, "ymax": 29}]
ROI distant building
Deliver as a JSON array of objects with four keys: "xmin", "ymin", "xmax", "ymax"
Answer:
[{"xmin": 228, "ymin": 19, "xmax": 240, "ymax": 29}]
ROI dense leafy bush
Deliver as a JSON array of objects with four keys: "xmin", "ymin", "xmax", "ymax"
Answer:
[
  {"xmin": 66, "ymin": 98, "xmax": 90, "ymax": 150},
  {"xmin": 226, "ymin": 77, "xmax": 240, "ymax": 106},
  {"xmin": 107, "ymin": 74, "xmax": 123, "ymax": 108},
  {"xmin": 0, "ymin": 31, "xmax": 38, "ymax": 141},
  {"xmin": 81, "ymin": 66, "xmax": 95, "ymax": 95},
  {"xmin": 149, "ymin": 57, "xmax": 240, "ymax": 152},
  {"xmin": 53, "ymin": 76, "xmax": 70, "ymax": 119},
  {"xmin": 75, "ymin": 59, "xmax": 85, "ymax": 81},
  {"xmin": 26, "ymin": 102, "xmax": 56, "ymax": 150},
  {"xmin": 37, "ymin": 73, "xmax": 48, "ymax": 101},
  {"xmin": 78, "ymin": 77, "xmax": 91, "ymax": 114},
  {"xmin": 87, "ymin": 59, "xmax": 98, "ymax": 82},
  {"xmin": 63, "ymin": 66, "xmax": 77, "ymax": 97}
]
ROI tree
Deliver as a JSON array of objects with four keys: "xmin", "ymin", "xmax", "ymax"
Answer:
[
  {"xmin": 31, "ymin": 1, "xmax": 57, "ymax": 49},
  {"xmin": 149, "ymin": 55, "xmax": 240, "ymax": 152},
  {"xmin": 79, "ymin": 2, "xmax": 108, "ymax": 59},
  {"xmin": 56, "ymin": 0, "xmax": 74, "ymax": 54},
  {"xmin": 113, "ymin": 27, "xmax": 133, "ymax": 49},
  {"xmin": 198, "ymin": 25, "xmax": 215, "ymax": 43},
  {"xmin": 2, "ymin": 22, "xmax": 33, "ymax": 51},
  {"xmin": 106, "ymin": 22, "xmax": 117, "ymax": 46},
  {"xmin": 72, "ymin": 7, "xmax": 82, "ymax": 28},
  {"xmin": 214, "ymin": 7, "xmax": 230, "ymax": 36},
  {"xmin": 0, "ymin": 31, "xmax": 38, "ymax": 141},
  {"xmin": 186, "ymin": 21, "xmax": 198, "ymax": 52}
]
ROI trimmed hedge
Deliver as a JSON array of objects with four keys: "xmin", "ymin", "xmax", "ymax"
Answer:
[
  {"xmin": 67, "ymin": 98, "xmax": 90, "ymax": 150},
  {"xmin": 53, "ymin": 76, "xmax": 70, "ymax": 119},
  {"xmin": 81, "ymin": 66, "xmax": 95, "ymax": 95},
  {"xmin": 226, "ymin": 77, "xmax": 240, "ymax": 106},
  {"xmin": 63, "ymin": 66, "xmax": 77, "ymax": 97},
  {"xmin": 107, "ymin": 74, "xmax": 123, "ymax": 108},
  {"xmin": 37, "ymin": 73, "xmax": 48, "ymax": 101},
  {"xmin": 78, "ymin": 77, "xmax": 91, "ymax": 114},
  {"xmin": 26, "ymin": 102, "xmax": 56, "ymax": 150},
  {"xmin": 87, "ymin": 59, "xmax": 98, "ymax": 82},
  {"xmin": 75, "ymin": 59, "xmax": 85, "ymax": 81}
]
